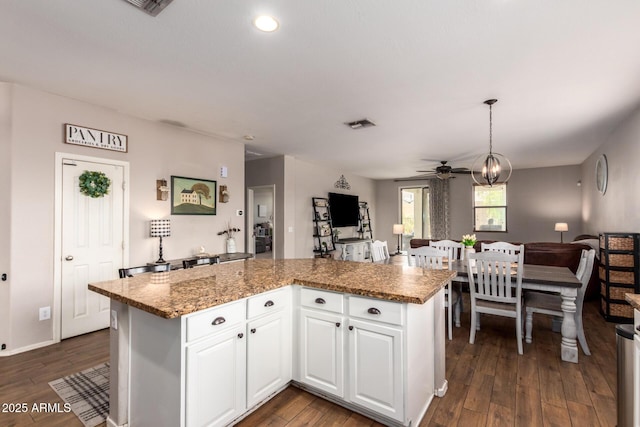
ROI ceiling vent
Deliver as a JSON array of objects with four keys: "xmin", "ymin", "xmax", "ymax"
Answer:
[
  {"xmin": 123, "ymin": 0, "xmax": 174, "ymax": 16},
  {"xmin": 345, "ymin": 118, "xmax": 376, "ymax": 129}
]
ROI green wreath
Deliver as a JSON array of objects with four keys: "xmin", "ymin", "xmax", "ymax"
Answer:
[{"xmin": 79, "ymin": 170, "xmax": 111, "ymax": 198}]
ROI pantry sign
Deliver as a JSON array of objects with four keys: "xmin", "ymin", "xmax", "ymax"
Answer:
[{"xmin": 64, "ymin": 124, "xmax": 128, "ymax": 153}]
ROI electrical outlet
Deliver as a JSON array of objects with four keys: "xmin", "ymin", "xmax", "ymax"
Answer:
[
  {"xmin": 110, "ymin": 309, "xmax": 118, "ymax": 330},
  {"xmin": 236, "ymin": 209, "xmax": 244, "ymax": 216},
  {"xmin": 39, "ymin": 306, "xmax": 51, "ymax": 321},
  {"xmin": 1, "ymin": 343, "xmax": 6, "ymax": 350}
]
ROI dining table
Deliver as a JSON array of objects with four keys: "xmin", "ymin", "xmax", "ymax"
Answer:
[{"xmin": 448, "ymin": 260, "xmax": 582, "ymax": 363}]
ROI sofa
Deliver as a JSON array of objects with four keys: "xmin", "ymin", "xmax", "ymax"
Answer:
[{"xmin": 409, "ymin": 236, "xmax": 600, "ymax": 300}]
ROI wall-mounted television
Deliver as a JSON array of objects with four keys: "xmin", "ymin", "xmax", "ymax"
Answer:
[{"xmin": 329, "ymin": 192, "xmax": 359, "ymax": 227}]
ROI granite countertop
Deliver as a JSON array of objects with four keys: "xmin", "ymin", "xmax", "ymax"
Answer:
[
  {"xmin": 625, "ymin": 294, "xmax": 640, "ymax": 310},
  {"xmin": 88, "ymin": 258, "xmax": 457, "ymax": 319}
]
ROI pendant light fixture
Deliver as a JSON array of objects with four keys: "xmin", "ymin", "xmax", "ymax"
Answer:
[{"xmin": 471, "ymin": 99, "xmax": 512, "ymax": 187}]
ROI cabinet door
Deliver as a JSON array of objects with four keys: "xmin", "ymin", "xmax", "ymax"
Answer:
[
  {"xmin": 186, "ymin": 327, "xmax": 246, "ymax": 427},
  {"xmin": 348, "ymin": 318, "xmax": 404, "ymax": 422},
  {"xmin": 299, "ymin": 308, "xmax": 345, "ymax": 398},
  {"xmin": 246, "ymin": 311, "xmax": 292, "ymax": 407}
]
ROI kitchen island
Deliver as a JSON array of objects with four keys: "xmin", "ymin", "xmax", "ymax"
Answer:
[{"xmin": 89, "ymin": 258, "xmax": 456, "ymax": 427}]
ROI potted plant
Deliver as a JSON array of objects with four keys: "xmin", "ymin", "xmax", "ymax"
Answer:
[{"xmin": 461, "ymin": 233, "xmax": 477, "ymax": 265}]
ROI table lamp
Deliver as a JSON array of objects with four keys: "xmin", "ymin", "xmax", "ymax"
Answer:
[
  {"xmin": 393, "ymin": 224, "xmax": 404, "ymax": 255},
  {"xmin": 150, "ymin": 219, "xmax": 171, "ymax": 263},
  {"xmin": 554, "ymin": 222, "xmax": 568, "ymax": 243}
]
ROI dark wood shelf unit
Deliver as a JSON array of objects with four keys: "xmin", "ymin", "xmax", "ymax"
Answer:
[
  {"xmin": 312, "ymin": 197, "xmax": 335, "ymax": 256},
  {"xmin": 357, "ymin": 201, "xmax": 373, "ymax": 240},
  {"xmin": 599, "ymin": 232, "xmax": 639, "ymax": 323}
]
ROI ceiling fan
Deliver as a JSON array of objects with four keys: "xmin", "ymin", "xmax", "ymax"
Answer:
[{"xmin": 416, "ymin": 160, "xmax": 471, "ymax": 179}]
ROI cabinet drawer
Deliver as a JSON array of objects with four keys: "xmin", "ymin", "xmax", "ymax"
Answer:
[
  {"xmin": 349, "ymin": 296, "xmax": 403, "ymax": 326},
  {"xmin": 247, "ymin": 287, "xmax": 290, "ymax": 319},
  {"xmin": 186, "ymin": 300, "xmax": 245, "ymax": 343},
  {"xmin": 301, "ymin": 287, "xmax": 344, "ymax": 314}
]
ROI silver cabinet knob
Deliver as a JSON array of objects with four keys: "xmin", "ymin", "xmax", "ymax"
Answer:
[{"xmin": 65, "ymin": 255, "xmax": 74, "ymax": 261}]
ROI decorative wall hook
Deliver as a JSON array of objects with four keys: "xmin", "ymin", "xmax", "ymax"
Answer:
[
  {"xmin": 156, "ymin": 179, "xmax": 170, "ymax": 201},
  {"xmin": 219, "ymin": 185, "xmax": 229, "ymax": 203}
]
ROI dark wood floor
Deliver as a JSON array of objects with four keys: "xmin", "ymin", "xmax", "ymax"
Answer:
[
  {"xmin": 0, "ymin": 328, "xmax": 110, "ymax": 426},
  {"xmin": 0, "ymin": 296, "xmax": 618, "ymax": 427}
]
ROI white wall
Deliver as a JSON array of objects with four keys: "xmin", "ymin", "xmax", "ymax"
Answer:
[
  {"xmin": 253, "ymin": 189, "xmax": 274, "ymax": 225},
  {"xmin": 293, "ymin": 159, "xmax": 376, "ymax": 258},
  {"xmin": 375, "ymin": 165, "xmax": 583, "ymax": 246},
  {"xmin": 582, "ymin": 106, "xmax": 640, "ymax": 234},
  {"xmin": 2, "ymin": 83, "xmax": 245, "ymax": 354},
  {"xmin": 247, "ymin": 155, "xmax": 377, "ymax": 259}
]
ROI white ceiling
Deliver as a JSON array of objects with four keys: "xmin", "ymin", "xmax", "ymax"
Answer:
[{"xmin": 2, "ymin": 0, "xmax": 640, "ymax": 179}]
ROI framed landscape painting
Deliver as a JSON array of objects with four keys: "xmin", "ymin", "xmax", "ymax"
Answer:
[{"xmin": 171, "ymin": 176, "xmax": 217, "ymax": 215}]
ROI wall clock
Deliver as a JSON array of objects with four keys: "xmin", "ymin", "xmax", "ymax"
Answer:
[{"xmin": 595, "ymin": 154, "xmax": 608, "ymax": 194}]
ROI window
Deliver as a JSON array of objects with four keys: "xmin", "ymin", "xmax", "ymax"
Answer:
[{"xmin": 473, "ymin": 184, "xmax": 507, "ymax": 232}]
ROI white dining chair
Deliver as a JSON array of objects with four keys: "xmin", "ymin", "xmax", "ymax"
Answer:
[
  {"xmin": 468, "ymin": 250, "xmax": 525, "ymax": 354},
  {"xmin": 429, "ymin": 239, "xmax": 465, "ymax": 327},
  {"xmin": 524, "ymin": 249, "xmax": 596, "ymax": 355},
  {"xmin": 369, "ymin": 240, "xmax": 390, "ymax": 263},
  {"xmin": 480, "ymin": 241, "xmax": 524, "ymax": 256},
  {"xmin": 412, "ymin": 246, "xmax": 457, "ymax": 340},
  {"xmin": 429, "ymin": 239, "xmax": 465, "ymax": 261}
]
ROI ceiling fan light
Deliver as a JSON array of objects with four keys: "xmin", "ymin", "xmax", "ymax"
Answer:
[
  {"xmin": 482, "ymin": 154, "xmax": 501, "ymax": 184},
  {"xmin": 437, "ymin": 172, "xmax": 451, "ymax": 180}
]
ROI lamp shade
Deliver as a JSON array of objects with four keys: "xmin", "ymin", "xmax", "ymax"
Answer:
[
  {"xmin": 554, "ymin": 222, "xmax": 568, "ymax": 232},
  {"xmin": 392, "ymin": 224, "xmax": 404, "ymax": 235},
  {"xmin": 150, "ymin": 219, "xmax": 171, "ymax": 237}
]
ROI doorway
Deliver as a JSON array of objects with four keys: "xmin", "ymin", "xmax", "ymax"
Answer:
[
  {"xmin": 400, "ymin": 186, "xmax": 430, "ymax": 251},
  {"xmin": 53, "ymin": 153, "xmax": 129, "ymax": 341},
  {"xmin": 248, "ymin": 185, "xmax": 275, "ymax": 259}
]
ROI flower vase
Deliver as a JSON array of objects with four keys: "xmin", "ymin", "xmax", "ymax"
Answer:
[
  {"xmin": 465, "ymin": 246, "xmax": 476, "ymax": 267},
  {"xmin": 226, "ymin": 237, "xmax": 237, "ymax": 254}
]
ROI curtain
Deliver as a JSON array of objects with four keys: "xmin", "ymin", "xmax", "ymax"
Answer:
[{"xmin": 429, "ymin": 178, "xmax": 450, "ymax": 240}]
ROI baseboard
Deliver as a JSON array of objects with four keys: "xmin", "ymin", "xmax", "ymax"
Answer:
[
  {"xmin": 0, "ymin": 339, "xmax": 57, "ymax": 356},
  {"xmin": 435, "ymin": 378, "xmax": 448, "ymax": 397},
  {"xmin": 106, "ymin": 416, "xmax": 127, "ymax": 427},
  {"xmin": 292, "ymin": 381, "xmax": 409, "ymax": 427}
]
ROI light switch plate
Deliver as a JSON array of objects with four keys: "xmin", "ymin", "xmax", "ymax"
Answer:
[{"xmin": 220, "ymin": 166, "xmax": 228, "ymax": 178}]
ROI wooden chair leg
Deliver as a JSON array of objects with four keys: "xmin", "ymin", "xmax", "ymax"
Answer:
[{"xmin": 525, "ymin": 309, "xmax": 533, "ymax": 344}]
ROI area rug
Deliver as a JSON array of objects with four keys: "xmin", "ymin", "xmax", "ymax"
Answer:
[{"xmin": 49, "ymin": 362, "xmax": 109, "ymax": 427}]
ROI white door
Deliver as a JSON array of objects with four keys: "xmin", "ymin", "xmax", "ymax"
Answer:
[
  {"xmin": 348, "ymin": 319, "xmax": 404, "ymax": 422},
  {"xmin": 299, "ymin": 308, "xmax": 345, "ymax": 398},
  {"xmin": 246, "ymin": 189, "xmax": 255, "ymax": 254},
  {"xmin": 186, "ymin": 327, "xmax": 247, "ymax": 427},
  {"xmin": 246, "ymin": 311, "xmax": 291, "ymax": 407},
  {"xmin": 61, "ymin": 159, "xmax": 125, "ymax": 339}
]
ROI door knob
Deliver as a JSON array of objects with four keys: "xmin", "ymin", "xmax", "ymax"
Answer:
[{"xmin": 65, "ymin": 255, "xmax": 74, "ymax": 261}]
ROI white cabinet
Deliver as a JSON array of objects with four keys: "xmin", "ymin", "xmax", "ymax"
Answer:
[
  {"xmin": 299, "ymin": 308, "xmax": 345, "ymax": 397},
  {"xmin": 246, "ymin": 309, "xmax": 291, "ymax": 407},
  {"xmin": 186, "ymin": 325, "xmax": 246, "ymax": 427},
  {"xmin": 128, "ymin": 284, "xmax": 437, "ymax": 427},
  {"xmin": 184, "ymin": 287, "xmax": 291, "ymax": 427},
  {"xmin": 348, "ymin": 318, "xmax": 403, "ymax": 421},
  {"xmin": 298, "ymin": 289, "xmax": 407, "ymax": 423},
  {"xmin": 335, "ymin": 240, "xmax": 371, "ymax": 262}
]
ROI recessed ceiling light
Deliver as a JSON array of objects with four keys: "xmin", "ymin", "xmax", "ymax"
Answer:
[
  {"xmin": 243, "ymin": 135, "xmax": 255, "ymax": 141},
  {"xmin": 253, "ymin": 15, "xmax": 279, "ymax": 32}
]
